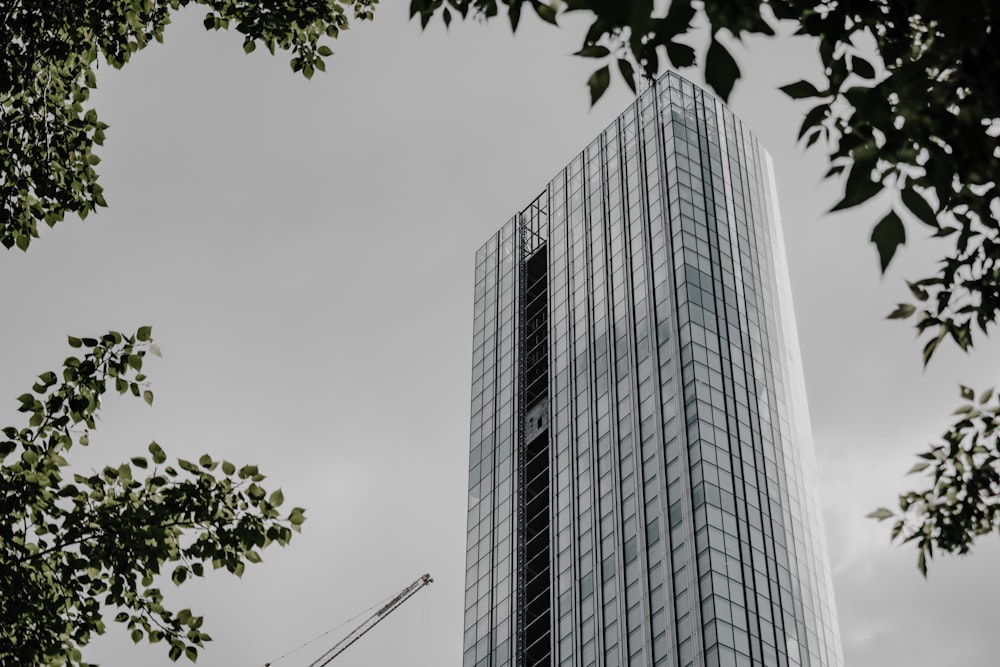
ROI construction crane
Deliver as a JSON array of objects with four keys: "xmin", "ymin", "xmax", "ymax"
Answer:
[{"xmin": 302, "ymin": 573, "xmax": 434, "ymax": 667}]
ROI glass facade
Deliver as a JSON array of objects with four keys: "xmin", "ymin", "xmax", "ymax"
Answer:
[{"xmin": 464, "ymin": 72, "xmax": 842, "ymax": 667}]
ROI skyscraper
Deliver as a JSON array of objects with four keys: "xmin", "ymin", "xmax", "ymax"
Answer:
[{"xmin": 464, "ymin": 72, "xmax": 842, "ymax": 667}]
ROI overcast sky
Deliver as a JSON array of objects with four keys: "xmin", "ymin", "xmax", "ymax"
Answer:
[{"xmin": 2, "ymin": 5, "xmax": 999, "ymax": 667}]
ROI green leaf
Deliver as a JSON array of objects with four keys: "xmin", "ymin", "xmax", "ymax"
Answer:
[
  {"xmin": 68, "ymin": 336, "xmax": 83, "ymax": 348},
  {"xmin": 617, "ymin": 59, "xmax": 637, "ymax": 94},
  {"xmin": 906, "ymin": 461, "xmax": 930, "ymax": 474},
  {"xmin": 906, "ymin": 281, "xmax": 929, "ymax": 301},
  {"xmin": 269, "ymin": 489, "xmax": 285, "ymax": 507},
  {"xmin": 239, "ymin": 464, "xmax": 259, "ymax": 479},
  {"xmin": 665, "ymin": 41, "xmax": 696, "ymax": 68},
  {"xmin": 137, "ymin": 325, "xmax": 152, "ymax": 341},
  {"xmin": 887, "ymin": 303, "xmax": 915, "ymax": 320},
  {"xmin": 923, "ymin": 330, "xmax": 946, "ymax": 365},
  {"xmin": 960, "ymin": 385, "xmax": 975, "ymax": 401},
  {"xmin": 850, "ymin": 55, "xmax": 875, "ymax": 79},
  {"xmin": 705, "ymin": 37, "xmax": 740, "ymax": 102},
  {"xmin": 900, "ymin": 187, "xmax": 938, "ymax": 228},
  {"xmin": 870, "ymin": 209, "xmax": 905, "ymax": 272},
  {"xmin": 534, "ymin": 2, "xmax": 557, "ymax": 25},
  {"xmin": 978, "ymin": 387, "xmax": 994, "ymax": 404},
  {"xmin": 780, "ymin": 79, "xmax": 822, "ymax": 99},
  {"xmin": 149, "ymin": 441, "xmax": 167, "ymax": 464},
  {"xmin": 507, "ymin": 0, "xmax": 522, "ymax": 30},
  {"xmin": 660, "ymin": 0, "xmax": 696, "ymax": 36},
  {"xmin": 143, "ymin": 390, "xmax": 154, "ymax": 406},
  {"xmin": 222, "ymin": 460, "xmax": 236, "ymax": 475},
  {"xmin": 587, "ymin": 65, "xmax": 611, "ymax": 105},
  {"xmin": 867, "ymin": 507, "xmax": 894, "ymax": 521},
  {"xmin": 890, "ymin": 521, "xmax": 904, "ymax": 541},
  {"xmin": 576, "ymin": 45, "xmax": 610, "ymax": 58},
  {"xmin": 798, "ymin": 103, "xmax": 829, "ymax": 140},
  {"xmin": 831, "ymin": 161, "xmax": 882, "ymax": 211}
]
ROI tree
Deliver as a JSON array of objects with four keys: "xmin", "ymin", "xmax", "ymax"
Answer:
[
  {"xmin": 406, "ymin": 0, "xmax": 1000, "ymax": 573},
  {"xmin": 870, "ymin": 386, "xmax": 1000, "ymax": 575},
  {"xmin": 0, "ymin": 328, "xmax": 305, "ymax": 665},
  {"xmin": 1, "ymin": 0, "xmax": 378, "ymax": 251},
  {"xmin": 1, "ymin": 2, "xmax": 357, "ymax": 663}
]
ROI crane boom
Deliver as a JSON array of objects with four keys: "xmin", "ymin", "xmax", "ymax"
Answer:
[{"xmin": 306, "ymin": 573, "xmax": 433, "ymax": 666}]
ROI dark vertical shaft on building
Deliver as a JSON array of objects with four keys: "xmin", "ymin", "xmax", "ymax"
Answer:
[{"xmin": 518, "ymin": 244, "xmax": 552, "ymax": 666}]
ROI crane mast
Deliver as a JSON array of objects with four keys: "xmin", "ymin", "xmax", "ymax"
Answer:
[{"xmin": 306, "ymin": 573, "xmax": 433, "ymax": 666}]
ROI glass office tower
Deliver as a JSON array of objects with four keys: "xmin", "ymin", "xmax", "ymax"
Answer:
[{"xmin": 464, "ymin": 72, "xmax": 842, "ymax": 667}]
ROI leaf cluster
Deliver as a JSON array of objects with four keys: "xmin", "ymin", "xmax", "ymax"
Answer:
[
  {"xmin": 869, "ymin": 386, "xmax": 1000, "ymax": 576},
  {"xmin": 0, "ymin": 328, "xmax": 304, "ymax": 665},
  {"xmin": 784, "ymin": 1, "xmax": 1000, "ymax": 367},
  {"xmin": 408, "ymin": 0, "xmax": 765, "ymax": 105},
  {"xmin": 1, "ymin": 0, "xmax": 379, "ymax": 252}
]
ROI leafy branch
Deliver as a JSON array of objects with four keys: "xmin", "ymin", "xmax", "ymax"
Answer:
[
  {"xmin": 0, "ymin": 328, "xmax": 305, "ymax": 665},
  {"xmin": 1, "ymin": 0, "xmax": 380, "ymax": 251},
  {"xmin": 869, "ymin": 386, "xmax": 1000, "ymax": 575}
]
